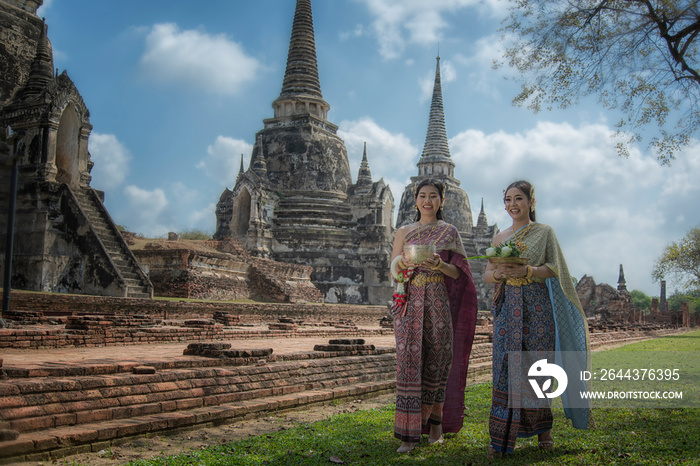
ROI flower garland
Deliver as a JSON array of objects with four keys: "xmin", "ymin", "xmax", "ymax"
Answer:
[{"xmin": 393, "ymin": 268, "xmax": 414, "ymax": 307}]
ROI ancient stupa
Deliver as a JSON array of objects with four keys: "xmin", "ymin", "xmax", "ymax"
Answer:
[
  {"xmin": 396, "ymin": 56, "xmax": 497, "ymax": 309},
  {"xmin": 0, "ymin": 0, "xmax": 152, "ymax": 298},
  {"xmin": 214, "ymin": 0, "xmax": 395, "ymax": 305}
]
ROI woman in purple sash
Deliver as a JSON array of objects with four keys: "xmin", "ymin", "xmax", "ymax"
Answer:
[{"xmin": 390, "ymin": 179, "xmax": 478, "ymax": 453}]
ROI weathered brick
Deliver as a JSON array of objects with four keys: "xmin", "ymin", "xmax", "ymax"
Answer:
[
  {"xmin": 0, "ymin": 437, "xmax": 34, "ymax": 458},
  {"xmin": 75, "ymin": 408, "xmax": 113, "ymax": 424},
  {"xmin": 0, "ymin": 396, "xmax": 27, "ymax": 409},
  {"xmin": 1, "ymin": 405, "xmax": 46, "ymax": 421},
  {"xmin": 9, "ymin": 415, "xmax": 54, "ymax": 432}
]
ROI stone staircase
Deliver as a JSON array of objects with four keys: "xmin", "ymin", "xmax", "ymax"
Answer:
[
  {"xmin": 71, "ymin": 187, "xmax": 152, "ymax": 299},
  {"xmin": 0, "ymin": 344, "xmax": 397, "ymax": 463}
]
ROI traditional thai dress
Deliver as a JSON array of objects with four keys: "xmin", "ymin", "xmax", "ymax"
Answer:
[
  {"xmin": 392, "ymin": 220, "xmax": 478, "ymax": 442},
  {"xmin": 489, "ymin": 222, "xmax": 591, "ymax": 454}
]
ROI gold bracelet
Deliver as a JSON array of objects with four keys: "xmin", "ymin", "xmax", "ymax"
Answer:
[
  {"xmin": 431, "ymin": 258, "xmax": 443, "ymax": 271},
  {"xmin": 491, "ymin": 269, "xmax": 501, "ymax": 282},
  {"xmin": 525, "ymin": 265, "xmax": 533, "ymax": 279}
]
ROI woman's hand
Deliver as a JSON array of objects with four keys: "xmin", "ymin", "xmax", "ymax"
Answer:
[
  {"xmin": 422, "ymin": 253, "xmax": 442, "ymax": 271},
  {"xmin": 400, "ymin": 253, "xmax": 418, "ymax": 270}
]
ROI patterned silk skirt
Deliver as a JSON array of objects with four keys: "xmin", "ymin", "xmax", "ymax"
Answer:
[
  {"xmin": 489, "ymin": 281, "xmax": 556, "ymax": 453},
  {"xmin": 393, "ymin": 270, "xmax": 453, "ymax": 442}
]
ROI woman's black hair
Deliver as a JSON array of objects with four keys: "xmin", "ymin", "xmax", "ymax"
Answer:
[
  {"xmin": 414, "ymin": 178, "xmax": 445, "ymax": 222},
  {"xmin": 503, "ymin": 179, "xmax": 536, "ymax": 222}
]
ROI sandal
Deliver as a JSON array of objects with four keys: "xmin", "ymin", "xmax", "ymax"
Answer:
[
  {"xmin": 487, "ymin": 445, "xmax": 502, "ymax": 459},
  {"xmin": 397, "ymin": 442, "xmax": 416, "ymax": 453},
  {"xmin": 428, "ymin": 424, "xmax": 444, "ymax": 444},
  {"xmin": 538, "ymin": 431, "xmax": 554, "ymax": 451}
]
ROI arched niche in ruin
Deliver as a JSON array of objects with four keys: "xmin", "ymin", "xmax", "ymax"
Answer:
[
  {"xmin": 383, "ymin": 197, "xmax": 393, "ymax": 229},
  {"xmin": 232, "ymin": 187, "xmax": 252, "ymax": 237},
  {"xmin": 55, "ymin": 103, "xmax": 81, "ymax": 188}
]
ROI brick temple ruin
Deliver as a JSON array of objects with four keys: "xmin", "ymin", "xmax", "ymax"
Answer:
[
  {"xmin": 395, "ymin": 57, "xmax": 498, "ymax": 310},
  {"xmin": 0, "ymin": 0, "xmax": 152, "ymax": 299},
  {"xmin": 130, "ymin": 235, "xmax": 323, "ymax": 303},
  {"xmin": 577, "ymin": 265, "xmax": 700, "ymax": 329},
  {"xmin": 214, "ymin": 0, "xmax": 395, "ymax": 306}
]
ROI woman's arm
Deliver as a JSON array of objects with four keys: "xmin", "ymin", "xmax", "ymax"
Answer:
[
  {"xmin": 423, "ymin": 253, "xmax": 460, "ymax": 279},
  {"xmin": 391, "ymin": 226, "xmax": 412, "ymax": 273},
  {"xmin": 391, "ymin": 226, "xmax": 406, "ymax": 261}
]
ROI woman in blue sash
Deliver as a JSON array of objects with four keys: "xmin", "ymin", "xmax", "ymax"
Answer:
[{"xmin": 485, "ymin": 180, "xmax": 591, "ymax": 458}]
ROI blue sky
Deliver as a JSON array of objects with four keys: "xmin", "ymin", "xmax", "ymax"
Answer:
[{"xmin": 36, "ymin": 0, "xmax": 700, "ymax": 297}]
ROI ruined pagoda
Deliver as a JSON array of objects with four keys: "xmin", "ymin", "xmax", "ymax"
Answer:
[
  {"xmin": 214, "ymin": 0, "xmax": 394, "ymax": 305},
  {"xmin": 396, "ymin": 56, "xmax": 497, "ymax": 309},
  {"xmin": 0, "ymin": 0, "xmax": 152, "ymax": 298}
]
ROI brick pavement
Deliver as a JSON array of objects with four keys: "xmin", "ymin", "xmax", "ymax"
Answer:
[{"xmin": 0, "ymin": 331, "xmax": 398, "ymax": 367}]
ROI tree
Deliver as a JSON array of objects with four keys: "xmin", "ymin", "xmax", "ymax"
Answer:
[
  {"xmin": 653, "ymin": 226, "xmax": 700, "ymax": 292},
  {"xmin": 497, "ymin": 0, "xmax": 700, "ymax": 163},
  {"xmin": 667, "ymin": 290, "xmax": 700, "ymax": 312},
  {"xmin": 630, "ymin": 289, "xmax": 652, "ymax": 311}
]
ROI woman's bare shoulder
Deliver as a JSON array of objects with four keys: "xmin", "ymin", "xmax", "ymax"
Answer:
[
  {"xmin": 397, "ymin": 223, "xmax": 418, "ymax": 236},
  {"xmin": 492, "ymin": 228, "xmax": 511, "ymax": 246}
]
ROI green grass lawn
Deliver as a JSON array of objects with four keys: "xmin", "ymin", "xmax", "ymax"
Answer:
[{"xmin": 128, "ymin": 330, "xmax": 700, "ymax": 465}]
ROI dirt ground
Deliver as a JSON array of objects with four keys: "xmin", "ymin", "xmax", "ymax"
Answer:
[{"xmin": 28, "ymin": 393, "xmax": 396, "ymax": 466}]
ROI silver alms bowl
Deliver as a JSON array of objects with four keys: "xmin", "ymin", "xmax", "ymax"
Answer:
[{"xmin": 403, "ymin": 244, "xmax": 436, "ymax": 263}]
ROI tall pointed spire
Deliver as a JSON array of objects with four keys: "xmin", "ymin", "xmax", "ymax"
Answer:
[
  {"xmin": 476, "ymin": 198, "xmax": 488, "ymax": 230},
  {"xmin": 356, "ymin": 141, "xmax": 373, "ymax": 187},
  {"xmin": 251, "ymin": 134, "xmax": 267, "ymax": 177},
  {"xmin": 617, "ymin": 264, "xmax": 627, "ymax": 291},
  {"xmin": 236, "ymin": 154, "xmax": 245, "ymax": 182},
  {"xmin": 21, "ymin": 19, "xmax": 54, "ymax": 99},
  {"xmin": 417, "ymin": 55, "xmax": 456, "ymax": 181},
  {"xmin": 271, "ymin": 0, "xmax": 330, "ymax": 121},
  {"xmin": 280, "ymin": 0, "xmax": 322, "ymax": 99}
]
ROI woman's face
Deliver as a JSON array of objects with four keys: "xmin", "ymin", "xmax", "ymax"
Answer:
[
  {"xmin": 416, "ymin": 184, "xmax": 442, "ymax": 220},
  {"xmin": 504, "ymin": 187, "xmax": 531, "ymax": 222}
]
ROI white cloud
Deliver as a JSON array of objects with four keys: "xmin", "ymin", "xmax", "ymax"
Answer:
[
  {"xmin": 88, "ymin": 133, "xmax": 131, "ymax": 190},
  {"xmin": 452, "ymin": 34, "xmax": 509, "ymax": 101},
  {"xmin": 197, "ymin": 136, "xmax": 253, "ymax": 188},
  {"xmin": 340, "ymin": 24, "xmax": 365, "ymax": 40},
  {"xmin": 139, "ymin": 23, "xmax": 261, "ymax": 95},
  {"xmin": 188, "ymin": 202, "xmax": 217, "ymax": 232},
  {"xmin": 123, "ymin": 185, "xmax": 169, "ymax": 237},
  {"xmin": 339, "ymin": 117, "xmax": 420, "ymax": 208},
  {"xmin": 355, "ymin": 0, "xmax": 484, "ymax": 59},
  {"xmin": 339, "ymin": 117, "xmax": 418, "ymax": 174},
  {"xmin": 449, "ymin": 120, "xmax": 700, "ymax": 296}
]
